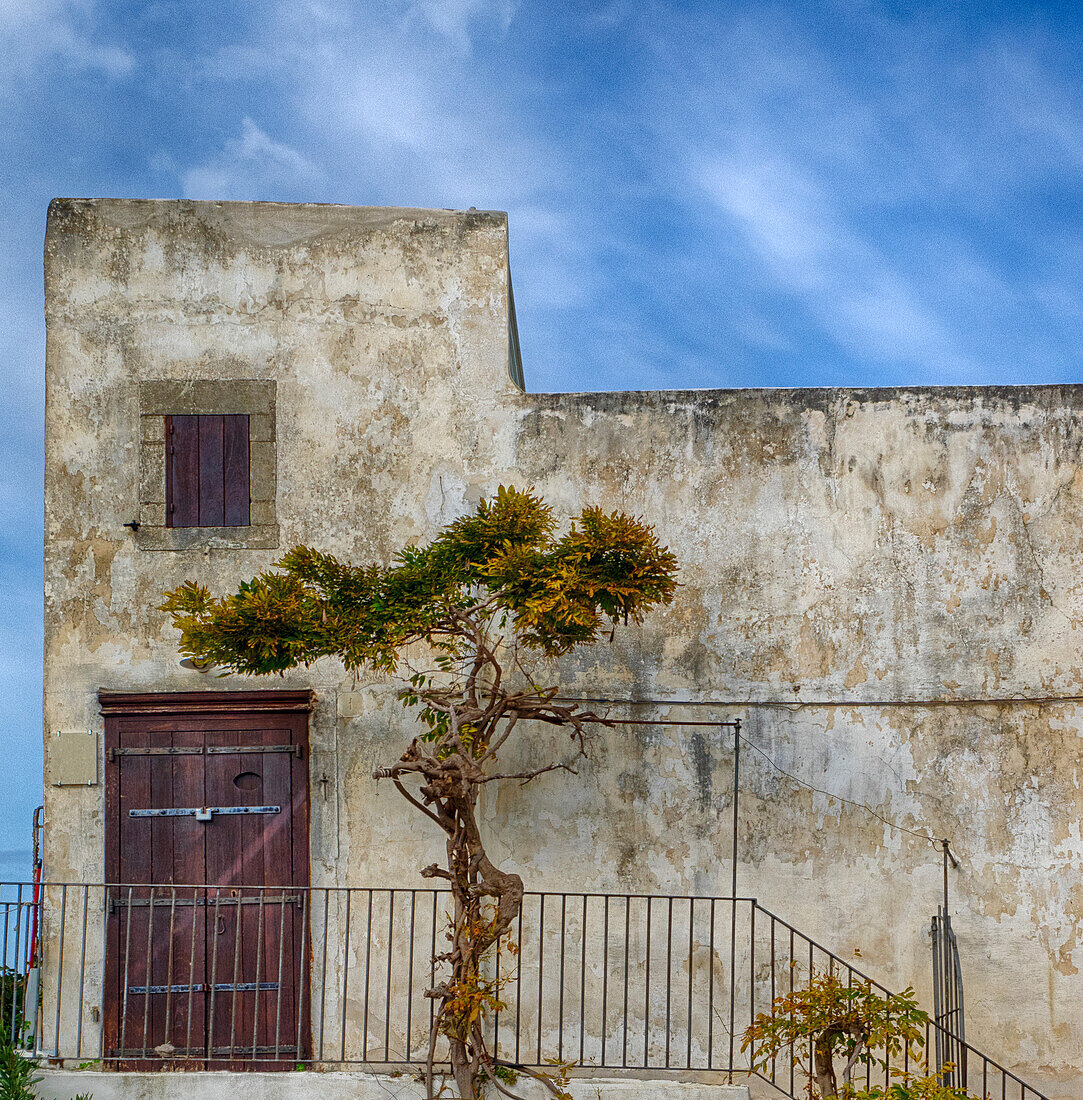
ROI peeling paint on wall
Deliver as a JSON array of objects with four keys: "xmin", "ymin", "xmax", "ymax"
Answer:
[{"xmin": 43, "ymin": 200, "xmax": 1083, "ymax": 1097}]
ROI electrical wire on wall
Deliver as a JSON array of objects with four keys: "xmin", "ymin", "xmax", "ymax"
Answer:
[
  {"xmin": 560, "ymin": 697, "xmax": 960, "ymax": 865},
  {"xmin": 734, "ymin": 729, "xmax": 946, "ymax": 851}
]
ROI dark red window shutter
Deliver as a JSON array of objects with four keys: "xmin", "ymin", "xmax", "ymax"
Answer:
[
  {"xmin": 166, "ymin": 414, "xmax": 250, "ymax": 528},
  {"xmin": 197, "ymin": 414, "xmax": 225, "ymax": 524},
  {"xmin": 166, "ymin": 415, "xmax": 200, "ymax": 527},
  {"xmin": 222, "ymin": 414, "xmax": 250, "ymax": 526}
]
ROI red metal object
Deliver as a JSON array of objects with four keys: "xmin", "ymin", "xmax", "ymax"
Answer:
[{"xmin": 27, "ymin": 806, "xmax": 43, "ymax": 971}]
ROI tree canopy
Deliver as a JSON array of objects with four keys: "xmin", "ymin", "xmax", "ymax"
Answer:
[{"xmin": 161, "ymin": 485, "xmax": 678, "ymax": 677}]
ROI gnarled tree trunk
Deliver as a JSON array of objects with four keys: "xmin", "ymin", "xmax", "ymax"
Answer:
[
  {"xmin": 813, "ymin": 1031, "xmax": 839, "ymax": 1099},
  {"xmin": 376, "ymin": 684, "xmax": 602, "ymax": 1099}
]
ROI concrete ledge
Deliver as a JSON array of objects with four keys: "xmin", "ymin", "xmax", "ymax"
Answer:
[
  {"xmin": 135, "ymin": 523, "xmax": 279, "ymax": 550},
  {"xmin": 37, "ymin": 1069, "xmax": 751, "ymax": 1100}
]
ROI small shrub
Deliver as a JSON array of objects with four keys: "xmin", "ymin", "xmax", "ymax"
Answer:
[
  {"xmin": 849, "ymin": 1073, "xmax": 972, "ymax": 1099},
  {"xmin": 743, "ymin": 969, "xmax": 979, "ymax": 1099},
  {"xmin": 0, "ymin": 1039, "xmax": 91, "ymax": 1100},
  {"xmin": 0, "ymin": 1042, "xmax": 39, "ymax": 1100},
  {"xmin": 0, "ymin": 970, "xmax": 26, "ymax": 1043}
]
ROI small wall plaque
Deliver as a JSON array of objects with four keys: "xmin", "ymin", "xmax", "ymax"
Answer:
[{"xmin": 52, "ymin": 730, "xmax": 98, "ymax": 786}]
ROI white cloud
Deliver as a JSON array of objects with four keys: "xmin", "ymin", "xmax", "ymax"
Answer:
[
  {"xmin": 338, "ymin": 61, "xmax": 441, "ymax": 153},
  {"xmin": 262, "ymin": 1, "xmax": 608, "ymax": 385},
  {"xmin": 627, "ymin": 5, "xmax": 1083, "ymax": 382},
  {"xmin": 181, "ymin": 118, "xmax": 324, "ymax": 201},
  {"xmin": 407, "ymin": 0, "xmax": 515, "ymax": 50},
  {"xmin": 0, "ymin": 0, "xmax": 134, "ymax": 91},
  {"xmin": 985, "ymin": 41, "xmax": 1083, "ymax": 175},
  {"xmin": 698, "ymin": 154, "xmax": 972, "ymax": 375},
  {"xmin": 272, "ymin": 6, "xmax": 569, "ymax": 208}
]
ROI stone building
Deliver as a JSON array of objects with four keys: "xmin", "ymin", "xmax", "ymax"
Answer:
[{"xmin": 36, "ymin": 198, "xmax": 1082, "ymax": 1098}]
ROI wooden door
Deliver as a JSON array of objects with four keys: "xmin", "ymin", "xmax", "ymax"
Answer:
[{"xmin": 101, "ymin": 691, "xmax": 312, "ymax": 1069}]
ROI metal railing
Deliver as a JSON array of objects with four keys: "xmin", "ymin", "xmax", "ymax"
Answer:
[
  {"xmin": 745, "ymin": 904, "xmax": 1047, "ymax": 1100},
  {"xmin": 0, "ymin": 882, "xmax": 1048, "ymax": 1098},
  {"xmin": 932, "ymin": 906, "xmax": 967, "ymax": 1091},
  {"xmin": 1, "ymin": 890, "xmax": 37, "ymax": 1050}
]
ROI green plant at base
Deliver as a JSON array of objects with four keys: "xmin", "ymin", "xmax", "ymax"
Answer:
[
  {"xmin": 0, "ymin": 1042, "xmax": 38, "ymax": 1100},
  {"xmin": 0, "ymin": 973, "xmax": 25, "ymax": 1044},
  {"xmin": 743, "ymin": 969, "xmax": 941, "ymax": 1100},
  {"xmin": 848, "ymin": 1072, "xmax": 973, "ymax": 1099},
  {"xmin": 0, "ymin": 1039, "xmax": 91, "ymax": 1100},
  {"xmin": 162, "ymin": 486, "xmax": 677, "ymax": 1100}
]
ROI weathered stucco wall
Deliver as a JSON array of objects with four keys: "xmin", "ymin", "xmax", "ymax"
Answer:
[{"xmin": 43, "ymin": 199, "xmax": 1083, "ymax": 1095}]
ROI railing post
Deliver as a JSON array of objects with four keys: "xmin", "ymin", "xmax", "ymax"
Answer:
[{"xmin": 727, "ymin": 717, "xmax": 741, "ymax": 1080}]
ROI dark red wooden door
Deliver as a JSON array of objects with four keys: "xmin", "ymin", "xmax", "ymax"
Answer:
[{"xmin": 102, "ymin": 692, "xmax": 311, "ymax": 1069}]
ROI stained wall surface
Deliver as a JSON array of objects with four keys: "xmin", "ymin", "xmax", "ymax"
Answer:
[{"xmin": 43, "ymin": 199, "xmax": 1083, "ymax": 1095}]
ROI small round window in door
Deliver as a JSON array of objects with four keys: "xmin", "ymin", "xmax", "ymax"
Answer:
[{"xmin": 233, "ymin": 771, "xmax": 262, "ymax": 791}]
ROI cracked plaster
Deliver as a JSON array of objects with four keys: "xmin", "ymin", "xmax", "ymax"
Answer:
[{"xmin": 41, "ymin": 200, "xmax": 1083, "ymax": 1097}]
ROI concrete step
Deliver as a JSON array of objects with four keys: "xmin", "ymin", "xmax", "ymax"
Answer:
[{"xmin": 37, "ymin": 1069, "xmax": 752, "ymax": 1100}]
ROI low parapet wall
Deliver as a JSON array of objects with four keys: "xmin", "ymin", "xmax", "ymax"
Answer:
[{"xmin": 37, "ymin": 1069, "xmax": 751, "ymax": 1100}]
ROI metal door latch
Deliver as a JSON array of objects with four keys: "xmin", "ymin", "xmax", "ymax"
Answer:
[
  {"xmin": 129, "ymin": 981, "xmax": 280, "ymax": 995},
  {"xmin": 128, "ymin": 805, "xmax": 281, "ymax": 819}
]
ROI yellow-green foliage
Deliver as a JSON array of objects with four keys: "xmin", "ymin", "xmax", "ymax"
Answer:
[
  {"xmin": 744, "ymin": 971, "xmax": 931, "ymax": 1099},
  {"xmin": 0, "ymin": 1039, "xmax": 92, "ymax": 1100},
  {"xmin": 161, "ymin": 485, "xmax": 678, "ymax": 676},
  {"xmin": 848, "ymin": 1075, "xmax": 973, "ymax": 1100}
]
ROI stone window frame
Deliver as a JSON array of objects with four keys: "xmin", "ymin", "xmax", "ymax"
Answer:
[{"xmin": 136, "ymin": 380, "xmax": 278, "ymax": 550}]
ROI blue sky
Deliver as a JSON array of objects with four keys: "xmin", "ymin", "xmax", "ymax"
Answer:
[{"xmin": 2, "ymin": 0, "xmax": 1083, "ymax": 878}]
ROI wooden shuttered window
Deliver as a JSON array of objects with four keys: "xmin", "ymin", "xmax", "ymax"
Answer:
[{"xmin": 166, "ymin": 414, "xmax": 250, "ymax": 527}]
